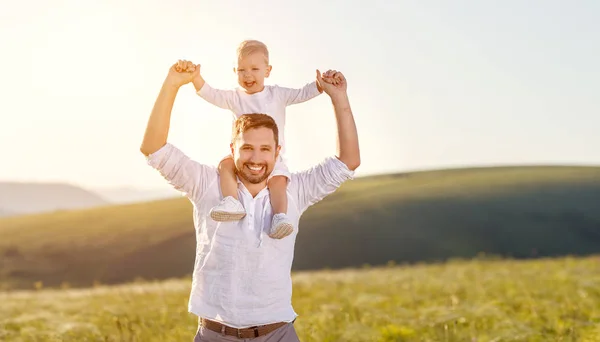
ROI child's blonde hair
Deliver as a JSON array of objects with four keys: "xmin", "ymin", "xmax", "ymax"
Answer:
[{"xmin": 237, "ymin": 40, "xmax": 269, "ymax": 64}]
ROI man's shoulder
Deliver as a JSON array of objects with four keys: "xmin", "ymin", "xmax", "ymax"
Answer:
[
  {"xmin": 289, "ymin": 156, "xmax": 354, "ymax": 183},
  {"xmin": 147, "ymin": 143, "xmax": 219, "ymax": 173},
  {"xmin": 145, "ymin": 143, "xmax": 221, "ymax": 203},
  {"xmin": 287, "ymin": 156, "xmax": 355, "ymax": 213}
]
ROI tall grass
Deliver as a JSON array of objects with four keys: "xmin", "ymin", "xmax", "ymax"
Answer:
[{"xmin": 2, "ymin": 255, "xmax": 600, "ymax": 341}]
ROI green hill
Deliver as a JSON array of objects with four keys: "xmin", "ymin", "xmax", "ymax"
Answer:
[
  {"xmin": 0, "ymin": 182, "xmax": 108, "ymax": 217},
  {"xmin": 1, "ymin": 165, "xmax": 599, "ymax": 290}
]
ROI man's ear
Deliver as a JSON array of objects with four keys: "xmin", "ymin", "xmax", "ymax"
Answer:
[
  {"xmin": 275, "ymin": 144, "xmax": 281, "ymax": 158},
  {"xmin": 265, "ymin": 65, "xmax": 272, "ymax": 78},
  {"xmin": 233, "ymin": 67, "xmax": 237, "ymax": 74}
]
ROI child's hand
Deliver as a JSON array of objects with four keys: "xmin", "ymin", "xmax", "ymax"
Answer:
[
  {"xmin": 316, "ymin": 69, "xmax": 347, "ymax": 97},
  {"xmin": 183, "ymin": 63, "xmax": 204, "ymax": 92},
  {"xmin": 191, "ymin": 64, "xmax": 202, "ymax": 80},
  {"xmin": 324, "ymin": 70, "xmax": 342, "ymax": 86},
  {"xmin": 166, "ymin": 60, "xmax": 199, "ymax": 88},
  {"xmin": 316, "ymin": 69, "xmax": 337, "ymax": 92}
]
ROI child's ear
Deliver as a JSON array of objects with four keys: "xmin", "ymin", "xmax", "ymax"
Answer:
[
  {"xmin": 233, "ymin": 67, "xmax": 236, "ymax": 74},
  {"xmin": 265, "ymin": 65, "xmax": 272, "ymax": 77}
]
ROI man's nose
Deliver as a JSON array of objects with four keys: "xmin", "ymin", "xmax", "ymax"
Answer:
[{"xmin": 249, "ymin": 150, "xmax": 262, "ymax": 162}]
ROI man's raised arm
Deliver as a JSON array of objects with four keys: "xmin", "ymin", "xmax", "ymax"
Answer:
[
  {"xmin": 292, "ymin": 70, "xmax": 360, "ymax": 214},
  {"xmin": 140, "ymin": 60, "xmax": 216, "ymax": 202},
  {"xmin": 140, "ymin": 60, "xmax": 199, "ymax": 156},
  {"xmin": 318, "ymin": 69, "xmax": 360, "ymax": 171}
]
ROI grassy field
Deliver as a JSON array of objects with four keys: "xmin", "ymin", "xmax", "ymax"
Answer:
[
  {"xmin": 2, "ymin": 255, "xmax": 600, "ymax": 342},
  {"xmin": 1, "ymin": 166, "xmax": 600, "ymax": 290}
]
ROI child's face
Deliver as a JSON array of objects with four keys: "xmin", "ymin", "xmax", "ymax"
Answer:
[{"xmin": 235, "ymin": 53, "xmax": 272, "ymax": 94}]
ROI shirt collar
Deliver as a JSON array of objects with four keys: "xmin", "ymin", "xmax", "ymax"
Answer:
[{"xmin": 236, "ymin": 175, "xmax": 269, "ymax": 199}]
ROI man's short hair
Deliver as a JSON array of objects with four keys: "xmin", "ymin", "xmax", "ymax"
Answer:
[
  {"xmin": 231, "ymin": 114, "xmax": 279, "ymax": 147},
  {"xmin": 237, "ymin": 40, "xmax": 269, "ymax": 64}
]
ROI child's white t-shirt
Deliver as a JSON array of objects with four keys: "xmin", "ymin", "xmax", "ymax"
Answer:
[{"xmin": 196, "ymin": 82, "xmax": 321, "ymax": 156}]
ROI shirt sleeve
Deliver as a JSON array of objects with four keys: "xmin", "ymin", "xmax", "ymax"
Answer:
[
  {"xmin": 196, "ymin": 82, "xmax": 237, "ymax": 110},
  {"xmin": 291, "ymin": 156, "xmax": 355, "ymax": 214},
  {"xmin": 276, "ymin": 81, "xmax": 322, "ymax": 106},
  {"xmin": 146, "ymin": 143, "xmax": 217, "ymax": 203}
]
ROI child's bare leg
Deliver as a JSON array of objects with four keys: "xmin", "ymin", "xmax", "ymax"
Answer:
[
  {"xmin": 268, "ymin": 175, "xmax": 293, "ymax": 239},
  {"xmin": 209, "ymin": 156, "xmax": 246, "ymax": 222},
  {"xmin": 219, "ymin": 156, "xmax": 239, "ymax": 200},
  {"xmin": 268, "ymin": 175, "xmax": 287, "ymax": 214}
]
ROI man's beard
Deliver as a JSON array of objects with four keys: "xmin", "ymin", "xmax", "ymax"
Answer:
[{"xmin": 236, "ymin": 162, "xmax": 270, "ymax": 184}]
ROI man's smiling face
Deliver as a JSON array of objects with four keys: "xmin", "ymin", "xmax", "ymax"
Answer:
[{"xmin": 231, "ymin": 126, "xmax": 279, "ymax": 185}]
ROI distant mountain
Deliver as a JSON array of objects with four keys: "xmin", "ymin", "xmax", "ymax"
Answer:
[
  {"xmin": 0, "ymin": 208, "xmax": 14, "ymax": 216},
  {"xmin": 0, "ymin": 182, "xmax": 108, "ymax": 217},
  {"xmin": 1, "ymin": 165, "xmax": 600, "ymax": 290},
  {"xmin": 93, "ymin": 186, "xmax": 179, "ymax": 204}
]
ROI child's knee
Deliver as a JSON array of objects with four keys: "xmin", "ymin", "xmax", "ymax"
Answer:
[
  {"xmin": 268, "ymin": 175, "xmax": 288, "ymax": 188},
  {"xmin": 218, "ymin": 156, "xmax": 235, "ymax": 173}
]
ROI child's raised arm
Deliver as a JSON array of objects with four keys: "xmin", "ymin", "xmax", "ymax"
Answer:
[
  {"xmin": 277, "ymin": 77, "xmax": 323, "ymax": 106},
  {"xmin": 192, "ymin": 65, "xmax": 236, "ymax": 110}
]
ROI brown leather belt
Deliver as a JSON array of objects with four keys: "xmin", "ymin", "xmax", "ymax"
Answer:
[{"xmin": 199, "ymin": 317, "xmax": 288, "ymax": 339}]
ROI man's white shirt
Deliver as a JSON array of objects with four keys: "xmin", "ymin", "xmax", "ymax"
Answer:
[{"xmin": 146, "ymin": 143, "xmax": 354, "ymax": 328}]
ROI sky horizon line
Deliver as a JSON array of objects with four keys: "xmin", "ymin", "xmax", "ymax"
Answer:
[{"xmin": 2, "ymin": 160, "xmax": 599, "ymax": 191}]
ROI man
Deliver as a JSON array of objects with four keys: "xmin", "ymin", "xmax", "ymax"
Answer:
[{"xmin": 140, "ymin": 60, "xmax": 360, "ymax": 341}]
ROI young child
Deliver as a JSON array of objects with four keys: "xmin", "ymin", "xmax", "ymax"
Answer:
[{"xmin": 191, "ymin": 40, "xmax": 323, "ymax": 239}]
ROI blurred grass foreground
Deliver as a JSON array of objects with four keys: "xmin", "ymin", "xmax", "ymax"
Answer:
[{"xmin": 2, "ymin": 255, "xmax": 600, "ymax": 342}]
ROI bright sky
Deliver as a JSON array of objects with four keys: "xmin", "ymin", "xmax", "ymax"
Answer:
[{"xmin": 1, "ymin": 0, "xmax": 598, "ymax": 191}]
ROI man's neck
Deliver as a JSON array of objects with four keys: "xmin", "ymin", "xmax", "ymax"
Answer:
[{"xmin": 239, "ymin": 178, "xmax": 268, "ymax": 198}]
